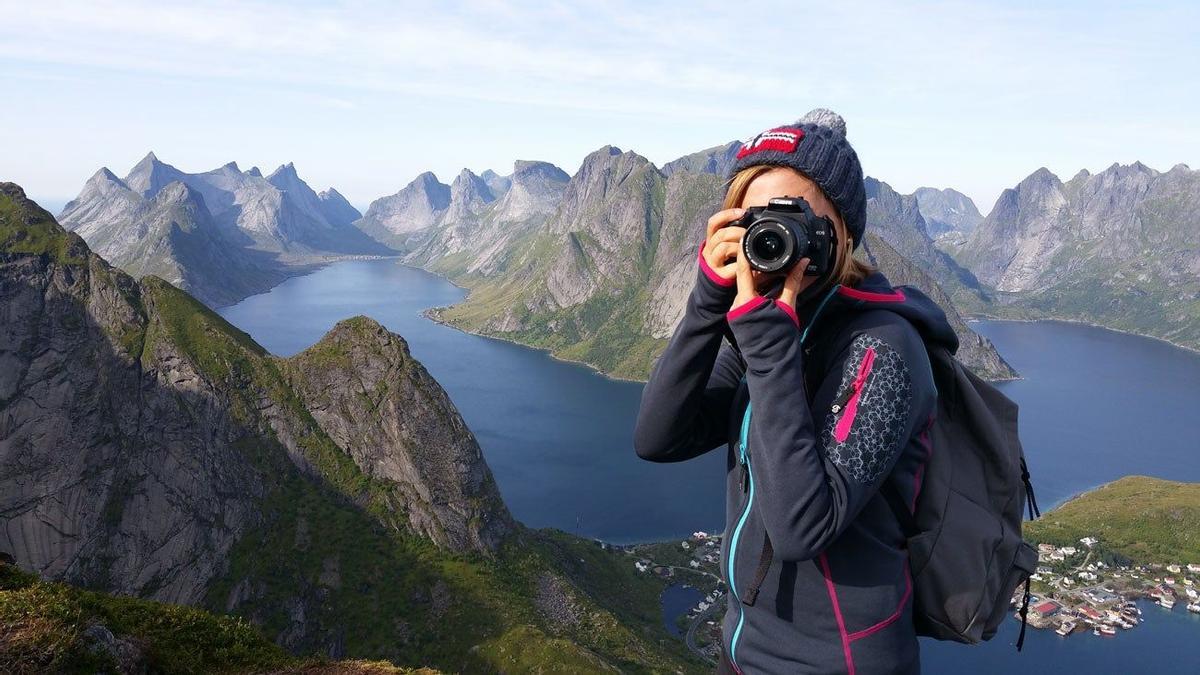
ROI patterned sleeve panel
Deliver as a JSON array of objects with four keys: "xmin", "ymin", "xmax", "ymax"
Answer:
[{"xmin": 820, "ymin": 332, "xmax": 913, "ymax": 486}]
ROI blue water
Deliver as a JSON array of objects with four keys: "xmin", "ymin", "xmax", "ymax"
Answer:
[
  {"xmin": 661, "ymin": 584, "xmax": 705, "ymax": 638},
  {"xmin": 219, "ymin": 258, "xmax": 1200, "ymax": 671}
]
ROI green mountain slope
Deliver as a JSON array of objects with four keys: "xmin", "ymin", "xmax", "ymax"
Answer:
[{"xmin": 1024, "ymin": 476, "xmax": 1200, "ymax": 564}]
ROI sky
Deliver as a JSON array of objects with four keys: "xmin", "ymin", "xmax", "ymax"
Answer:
[{"xmin": 1, "ymin": 0, "xmax": 1197, "ymax": 215}]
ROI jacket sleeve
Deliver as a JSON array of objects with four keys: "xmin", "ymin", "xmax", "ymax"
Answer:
[
  {"xmin": 634, "ymin": 241, "xmax": 746, "ymax": 463},
  {"xmin": 728, "ymin": 299, "xmax": 930, "ymax": 561}
]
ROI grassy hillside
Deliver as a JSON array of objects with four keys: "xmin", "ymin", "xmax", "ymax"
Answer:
[
  {"xmin": 1023, "ymin": 475, "xmax": 1200, "ymax": 564},
  {"xmin": 0, "ymin": 562, "xmax": 433, "ymax": 675}
]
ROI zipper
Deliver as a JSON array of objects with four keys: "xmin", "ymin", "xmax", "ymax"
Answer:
[
  {"xmin": 726, "ymin": 283, "xmax": 841, "ymax": 672},
  {"xmin": 833, "ymin": 346, "xmax": 876, "ymax": 442},
  {"xmin": 728, "ymin": 400, "xmax": 754, "ymax": 671}
]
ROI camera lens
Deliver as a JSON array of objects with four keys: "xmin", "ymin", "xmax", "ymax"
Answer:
[{"xmin": 752, "ymin": 231, "xmax": 785, "ymax": 262}]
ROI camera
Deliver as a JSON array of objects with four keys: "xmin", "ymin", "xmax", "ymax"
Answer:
[{"xmin": 730, "ymin": 196, "xmax": 836, "ymax": 276}]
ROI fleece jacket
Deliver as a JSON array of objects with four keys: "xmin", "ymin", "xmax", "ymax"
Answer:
[{"xmin": 634, "ymin": 241, "xmax": 959, "ymax": 674}]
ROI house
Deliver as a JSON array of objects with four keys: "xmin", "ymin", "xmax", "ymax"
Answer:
[
  {"xmin": 1187, "ymin": 563, "xmax": 1200, "ymax": 573},
  {"xmin": 1167, "ymin": 564, "xmax": 1182, "ymax": 574},
  {"xmin": 1080, "ymin": 536, "xmax": 1099, "ymax": 547},
  {"xmin": 1030, "ymin": 601, "xmax": 1061, "ymax": 620},
  {"xmin": 689, "ymin": 560, "xmax": 700, "ymax": 569},
  {"xmin": 635, "ymin": 560, "xmax": 650, "ymax": 573}
]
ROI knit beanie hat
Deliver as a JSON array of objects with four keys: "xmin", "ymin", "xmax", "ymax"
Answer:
[{"xmin": 726, "ymin": 108, "xmax": 867, "ymax": 250}]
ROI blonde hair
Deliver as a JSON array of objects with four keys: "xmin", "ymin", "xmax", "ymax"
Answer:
[{"xmin": 722, "ymin": 165, "xmax": 875, "ymax": 289}]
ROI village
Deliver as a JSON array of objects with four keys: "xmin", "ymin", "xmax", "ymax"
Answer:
[
  {"xmin": 626, "ymin": 531, "xmax": 1199, "ymax": 661},
  {"xmin": 1017, "ymin": 537, "xmax": 1200, "ymax": 638}
]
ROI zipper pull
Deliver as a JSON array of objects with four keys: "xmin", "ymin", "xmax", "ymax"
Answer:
[
  {"xmin": 741, "ymin": 462, "xmax": 749, "ymax": 493},
  {"xmin": 831, "ymin": 385, "xmax": 855, "ymax": 413}
]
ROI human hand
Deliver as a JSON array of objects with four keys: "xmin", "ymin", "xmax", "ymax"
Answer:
[{"xmin": 701, "ymin": 208, "xmax": 748, "ymax": 285}]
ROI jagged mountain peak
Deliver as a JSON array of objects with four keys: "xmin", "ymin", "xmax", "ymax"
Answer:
[
  {"xmin": 512, "ymin": 160, "xmax": 569, "ymax": 180},
  {"xmin": 660, "ymin": 140, "xmax": 742, "ymax": 177},
  {"xmin": 246, "ymin": 166, "xmax": 263, "ymax": 178},
  {"xmin": 268, "ymin": 162, "xmax": 300, "ymax": 180},
  {"xmin": 87, "ymin": 167, "xmax": 128, "ymax": 189}
]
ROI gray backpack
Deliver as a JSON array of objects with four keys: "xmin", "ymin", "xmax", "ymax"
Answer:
[{"xmin": 879, "ymin": 340, "xmax": 1041, "ymax": 650}]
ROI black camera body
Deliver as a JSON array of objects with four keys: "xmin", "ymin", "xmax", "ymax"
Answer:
[{"xmin": 731, "ymin": 196, "xmax": 836, "ymax": 277}]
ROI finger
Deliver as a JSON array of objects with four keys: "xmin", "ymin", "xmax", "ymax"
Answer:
[
  {"xmin": 713, "ymin": 225, "xmax": 747, "ymax": 245},
  {"xmin": 735, "ymin": 238, "xmax": 756, "ymax": 294},
  {"xmin": 712, "ymin": 240, "xmax": 741, "ymax": 265},
  {"xmin": 778, "ymin": 257, "xmax": 811, "ymax": 309},
  {"xmin": 705, "ymin": 208, "xmax": 747, "ymax": 240}
]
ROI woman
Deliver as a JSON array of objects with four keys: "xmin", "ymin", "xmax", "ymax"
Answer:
[{"xmin": 634, "ymin": 109, "xmax": 958, "ymax": 674}]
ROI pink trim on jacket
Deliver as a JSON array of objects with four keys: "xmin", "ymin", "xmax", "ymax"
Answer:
[
  {"xmin": 846, "ymin": 558, "xmax": 914, "ymax": 642},
  {"xmin": 727, "ymin": 295, "xmax": 768, "ymax": 321},
  {"xmin": 819, "ymin": 551, "xmax": 856, "ymax": 675},
  {"xmin": 838, "ymin": 286, "xmax": 906, "ymax": 302},
  {"xmin": 698, "ymin": 240, "xmax": 736, "ymax": 287}
]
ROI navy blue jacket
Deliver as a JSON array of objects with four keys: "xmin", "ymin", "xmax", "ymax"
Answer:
[{"xmin": 635, "ymin": 241, "xmax": 958, "ymax": 674}]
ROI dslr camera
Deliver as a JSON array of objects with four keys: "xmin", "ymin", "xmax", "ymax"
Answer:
[{"xmin": 729, "ymin": 196, "xmax": 836, "ymax": 277}]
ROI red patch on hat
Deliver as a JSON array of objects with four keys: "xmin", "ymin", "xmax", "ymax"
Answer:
[{"xmin": 736, "ymin": 126, "xmax": 805, "ymax": 159}]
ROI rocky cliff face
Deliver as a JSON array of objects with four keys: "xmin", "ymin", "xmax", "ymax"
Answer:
[
  {"xmin": 355, "ymin": 172, "xmax": 452, "ymax": 249},
  {"xmin": 57, "ymin": 154, "xmax": 388, "ymax": 308},
  {"xmin": 284, "ymin": 318, "xmax": 511, "ymax": 552},
  {"xmin": 953, "ymin": 162, "xmax": 1200, "ymax": 350}
]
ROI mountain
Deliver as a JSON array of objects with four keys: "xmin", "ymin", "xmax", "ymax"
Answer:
[
  {"xmin": 58, "ymin": 154, "xmax": 391, "ymax": 308},
  {"xmin": 355, "ymin": 172, "xmax": 452, "ymax": 250},
  {"xmin": 1024, "ymin": 476, "xmax": 1200, "ymax": 565},
  {"xmin": 660, "ymin": 140, "xmax": 742, "ymax": 177},
  {"xmin": 912, "ymin": 187, "xmax": 983, "ymax": 238},
  {"xmin": 954, "ymin": 162, "xmax": 1200, "ymax": 351},
  {"xmin": 58, "ymin": 172, "xmax": 288, "ymax": 307},
  {"xmin": 864, "ymin": 177, "xmax": 991, "ymax": 314},
  {"xmin": 400, "ymin": 161, "xmax": 571, "ymax": 277},
  {"xmin": 317, "ymin": 188, "xmax": 363, "ymax": 228},
  {"xmin": 0, "ymin": 183, "xmax": 702, "ymax": 672},
  {"xmin": 421, "ymin": 145, "xmax": 1017, "ymax": 381}
]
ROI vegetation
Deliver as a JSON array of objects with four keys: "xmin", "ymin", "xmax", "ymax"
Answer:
[
  {"xmin": 1, "ymin": 562, "xmax": 329, "ymax": 674},
  {"xmin": 0, "ymin": 185, "xmax": 87, "ymax": 265},
  {"xmin": 1024, "ymin": 475, "xmax": 1200, "ymax": 564}
]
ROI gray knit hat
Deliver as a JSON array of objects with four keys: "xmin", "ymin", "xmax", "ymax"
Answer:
[{"xmin": 726, "ymin": 108, "xmax": 867, "ymax": 250}]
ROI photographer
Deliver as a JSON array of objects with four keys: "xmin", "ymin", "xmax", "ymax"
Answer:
[{"xmin": 634, "ymin": 109, "xmax": 956, "ymax": 674}]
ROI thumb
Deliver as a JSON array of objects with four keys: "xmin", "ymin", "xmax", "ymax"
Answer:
[{"xmin": 777, "ymin": 258, "xmax": 811, "ymax": 310}]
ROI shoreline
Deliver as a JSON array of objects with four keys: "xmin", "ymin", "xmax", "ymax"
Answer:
[
  {"xmin": 419, "ymin": 305, "xmax": 651, "ymax": 385},
  {"xmin": 965, "ymin": 314, "xmax": 1200, "ymax": 357}
]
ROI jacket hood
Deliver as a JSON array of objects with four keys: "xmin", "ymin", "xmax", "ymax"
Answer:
[{"xmin": 772, "ymin": 269, "xmax": 960, "ymax": 354}]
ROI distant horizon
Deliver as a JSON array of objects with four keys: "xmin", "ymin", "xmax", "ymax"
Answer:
[
  {"xmin": 24, "ymin": 149, "xmax": 1191, "ymax": 224},
  {"xmin": 3, "ymin": 1, "xmax": 1197, "ymax": 215}
]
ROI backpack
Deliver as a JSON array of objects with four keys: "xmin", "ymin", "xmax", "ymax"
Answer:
[
  {"xmin": 881, "ymin": 340, "xmax": 1041, "ymax": 651},
  {"xmin": 726, "ymin": 307, "xmax": 1042, "ymax": 651}
]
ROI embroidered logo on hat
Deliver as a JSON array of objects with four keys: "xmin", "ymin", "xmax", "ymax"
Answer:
[{"xmin": 735, "ymin": 126, "xmax": 805, "ymax": 159}]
